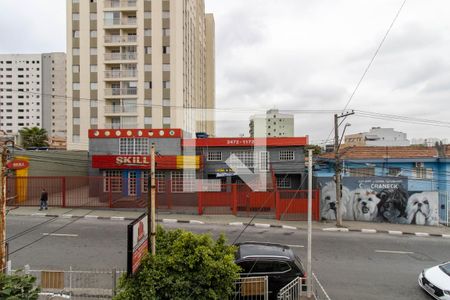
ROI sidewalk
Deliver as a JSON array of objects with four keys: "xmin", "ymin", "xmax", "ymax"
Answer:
[{"xmin": 7, "ymin": 206, "xmax": 450, "ymax": 237}]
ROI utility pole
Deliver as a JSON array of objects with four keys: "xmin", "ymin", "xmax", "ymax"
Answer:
[
  {"xmin": 307, "ymin": 149, "xmax": 313, "ymax": 298},
  {"xmin": 150, "ymin": 143, "xmax": 156, "ymax": 255},
  {"xmin": 0, "ymin": 146, "xmax": 8, "ymax": 273},
  {"xmin": 334, "ymin": 111, "xmax": 354, "ymax": 227}
]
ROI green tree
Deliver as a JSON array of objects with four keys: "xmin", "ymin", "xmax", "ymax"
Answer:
[
  {"xmin": 115, "ymin": 226, "xmax": 240, "ymax": 300},
  {"xmin": 0, "ymin": 272, "xmax": 40, "ymax": 299},
  {"xmin": 18, "ymin": 127, "xmax": 49, "ymax": 148},
  {"xmin": 304, "ymin": 144, "xmax": 322, "ymax": 157}
]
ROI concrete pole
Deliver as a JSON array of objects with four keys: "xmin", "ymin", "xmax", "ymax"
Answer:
[
  {"xmin": 334, "ymin": 114, "xmax": 342, "ymax": 227},
  {"xmin": 150, "ymin": 143, "xmax": 156, "ymax": 255},
  {"xmin": 307, "ymin": 149, "xmax": 313, "ymax": 298},
  {"xmin": 0, "ymin": 147, "xmax": 7, "ymax": 273}
]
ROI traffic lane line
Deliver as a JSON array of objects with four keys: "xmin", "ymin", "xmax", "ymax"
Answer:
[
  {"xmin": 375, "ymin": 249, "xmax": 414, "ymax": 255},
  {"xmin": 42, "ymin": 233, "xmax": 79, "ymax": 237},
  {"xmin": 287, "ymin": 244, "xmax": 304, "ymax": 248}
]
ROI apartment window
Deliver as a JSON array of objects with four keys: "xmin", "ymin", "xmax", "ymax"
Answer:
[
  {"xmin": 90, "ymin": 83, "xmax": 97, "ymax": 90},
  {"xmin": 207, "ymin": 151, "xmax": 222, "ymax": 161},
  {"xmin": 72, "ymin": 134, "xmax": 80, "ymax": 143},
  {"xmin": 144, "ymin": 99, "xmax": 152, "ymax": 107},
  {"xmin": 90, "ymin": 30, "xmax": 97, "ymax": 38},
  {"xmin": 162, "ymin": 81, "xmax": 170, "ymax": 89},
  {"xmin": 90, "ymin": 48, "xmax": 97, "ymax": 55},
  {"xmin": 90, "ymin": 100, "xmax": 98, "ymax": 107},
  {"xmin": 162, "ymin": 64, "xmax": 170, "ymax": 71},
  {"xmin": 90, "ymin": 13, "xmax": 97, "ymax": 21},
  {"xmin": 73, "ymin": 0, "xmax": 79, "ymax": 3},
  {"xmin": 90, "ymin": 118, "xmax": 97, "ymax": 125},
  {"xmin": 73, "ymin": 30, "xmax": 80, "ymax": 38},
  {"xmin": 388, "ymin": 168, "xmax": 401, "ymax": 176},
  {"xmin": 72, "ymin": 13, "xmax": 80, "ymax": 20},
  {"xmin": 144, "ymin": 82, "xmax": 152, "ymax": 89},
  {"xmin": 145, "ymin": 47, "xmax": 152, "ymax": 54},
  {"xmin": 144, "ymin": 64, "xmax": 152, "ymax": 72},
  {"xmin": 90, "ymin": 65, "xmax": 97, "ymax": 72},
  {"xmin": 276, "ymin": 177, "xmax": 291, "ymax": 189},
  {"xmin": 72, "ymin": 48, "xmax": 80, "ymax": 56},
  {"xmin": 72, "ymin": 100, "xmax": 80, "ymax": 107},
  {"xmin": 279, "ymin": 150, "xmax": 294, "ymax": 161},
  {"xmin": 144, "ymin": 29, "xmax": 152, "ymax": 36},
  {"xmin": 162, "ymin": 11, "xmax": 170, "ymax": 18},
  {"xmin": 72, "ymin": 83, "xmax": 80, "ymax": 90},
  {"xmin": 348, "ymin": 168, "xmax": 375, "ymax": 177},
  {"xmin": 162, "ymin": 29, "xmax": 170, "ymax": 36},
  {"xmin": 103, "ymin": 170, "xmax": 122, "ymax": 192},
  {"xmin": 73, "ymin": 117, "xmax": 80, "ymax": 125},
  {"xmin": 162, "ymin": 46, "xmax": 170, "ymax": 54},
  {"xmin": 144, "ymin": 117, "xmax": 152, "ymax": 125},
  {"xmin": 171, "ymin": 171, "xmax": 196, "ymax": 193},
  {"xmin": 163, "ymin": 117, "xmax": 170, "ymax": 124},
  {"xmin": 163, "ymin": 99, "xmax": 170, "ymax": 106},
  {"xmin": 119, "ymin": 138, "xmax": 149, "ymax": 155},
  {"xmin": 144, "ymin": 12, "xmax": 151, "ymax": 18}
]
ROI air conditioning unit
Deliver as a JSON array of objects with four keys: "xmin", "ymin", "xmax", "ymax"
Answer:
[{"xmin": 415, "ymin": 162, "xmax": 424, "ymax": 168}]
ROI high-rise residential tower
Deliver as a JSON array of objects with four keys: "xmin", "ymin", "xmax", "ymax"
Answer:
[
  {"xmin": 0, "ymin": 53, "xmax": 66, "ymax": 139},
  {"xmin": 249, "ymin": 109, "xmax": 295, "ymax": 138},
  {"xmin": 67, "ymin": 0, "xmax": 215, "ymax": 150}
]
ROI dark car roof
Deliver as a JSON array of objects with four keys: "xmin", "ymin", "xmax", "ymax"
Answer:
[{"xmin": 235, "ymin": 242, "xmax": 296, "ymax": 261}]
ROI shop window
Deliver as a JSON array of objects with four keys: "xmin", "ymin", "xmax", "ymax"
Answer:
[
  {"xmin": 103, "ymin": 170, "xmax": 122, "ymax": 192},
  {"xmin": 259, "ymin": 151, "xmax": 269, "ymax": 172},
  {"xmin": 142, "ymin": 171, "xmax": 165, "ymax": 193},
  {"xmin": 229, "ymin": 151, "xmax": 254, "ymax": 168},
  {"xmin": 279, "ymin": 150, "xmax": 294, "ymax": 161},
  {"xmin": 171, "ymin": 171, "xmax": 196, "ymax": 193},
  {"xmin": 276, "ymin": 177, "xmax": 291, "ymax": 189},
  {"xmin": 207, "ymin": 151, "xmax": 222, "ymax": 161},
  {"xmin": 120, "ymin": 138, "xmax": 149, "ymax": 155}
]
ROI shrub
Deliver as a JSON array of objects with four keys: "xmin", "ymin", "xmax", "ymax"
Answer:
[{"xmin": 0, "ymin": 272, "xmax": 40, "ymax": 299}]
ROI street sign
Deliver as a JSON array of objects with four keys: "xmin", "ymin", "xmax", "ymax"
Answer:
[
  {"xmin": 127, "ymin": 213, "xmax": 148, "ymax": 276},
  {"xmin": 6, "ymin": 159, "xmax": 29, "ymax": 170}
]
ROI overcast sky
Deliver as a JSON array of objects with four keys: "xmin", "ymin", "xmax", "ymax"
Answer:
[{"xmin": 1, "ymin": 0, "xmax": 449, "ymax": 144}]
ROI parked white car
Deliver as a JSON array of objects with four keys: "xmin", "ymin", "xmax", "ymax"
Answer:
[{"xmin": 418, "ymin": 261, "xmax": 450, "ymax": 300}]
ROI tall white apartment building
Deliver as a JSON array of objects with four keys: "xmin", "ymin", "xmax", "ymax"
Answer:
[
  {"xmin": 344, "ymin": 127, "xmax": 410, "ymax": 147},
  {"xmin": 249, "ymin": 109, "xmax": 294, "ymax": 137},
  {"xmin": 0, "ymin": 53, "xmax": 66, "ymax": 138},
  {"xmin": 67, "ymin": 0, "xmax": 215, "ymax": 150}
]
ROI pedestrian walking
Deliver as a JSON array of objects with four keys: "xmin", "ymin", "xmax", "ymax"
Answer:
[{"xmin": 39, "ymin": 188, "xmax": 48, "ymax": 211}]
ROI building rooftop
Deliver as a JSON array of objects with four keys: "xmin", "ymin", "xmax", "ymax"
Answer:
[{"xmin": 320, "ymin": 146, "xmax": 439, "ymax": 160}]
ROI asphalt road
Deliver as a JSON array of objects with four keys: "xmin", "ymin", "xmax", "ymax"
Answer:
[{"xmin": 6, "ymin": 215, "xmax": 450, "ymax": 300}]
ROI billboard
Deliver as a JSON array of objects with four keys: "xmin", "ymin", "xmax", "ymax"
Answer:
[
  {"xmin": 127, "ymin": 213, "xmax": 148, "ymax": 276},
  {"xmin": 318, "ymin": 177, "xmax": 439, "ymax": 226}
]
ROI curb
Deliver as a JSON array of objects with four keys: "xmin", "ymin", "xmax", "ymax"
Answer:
[{"xmin": 12, "ymin": 213, "xmax": 450, "ymax": 238}]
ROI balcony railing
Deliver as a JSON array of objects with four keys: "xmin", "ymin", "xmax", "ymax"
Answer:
[
  {"xmin": 104, "ymin": 70, "xmax": 137, "ymax": 78},
  {"xmin": 105, "ymin": 122, "xmax": 138, "ymax": 129},
  {"xmin": 104, "ymin": 35, "xmax": 137, "ymax": 44},
  {"xmin": 104, "ymin": 105, "xmax": 138, "ymax": 113},
  {"xmin": 104, "ymin": 18, "xmax": 137, "ymax": 26},
  {"xmin": 104, "ymin": 88, "xmax": 137, "ymax": 96},
  {"xmin": 104, "ymin": 0, "xmax": 137, "ymax": 8},
  {"xmin": 104, "ymin": 52, "xmax": 137, "ymax": 61}
]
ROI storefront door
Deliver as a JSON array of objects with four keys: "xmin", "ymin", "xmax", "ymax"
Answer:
[{"xmin": 128, "ymin": 171, "xmax": 137, "ymax": 196}]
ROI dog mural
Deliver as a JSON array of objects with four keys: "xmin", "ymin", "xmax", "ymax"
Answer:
[
  {"xmin": 351, "ymin": 189, "xmax": 381, "ymax": 222},
  {"xmin": 376, "ymin": 187, "xmax": 409, "ymax": 224},
  {"xmin": 406, "ymin": 192, "xmax": 438, "ymax": 226},
  {"xmin": 320, "ymin": 181, "xmax": 352, "ymax": 221}
]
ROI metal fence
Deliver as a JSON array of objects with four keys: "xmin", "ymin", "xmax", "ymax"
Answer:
[
  {"xmin": 277, "ymin": 274, "xmax": 331, "ymax": 300},
  {"xmin": 231, "ymin": 276, "xmax": 269, "ymax": 300},
  {"xmin": 14, "ymin": 266, "xmax": 125, "ymax": 300}
]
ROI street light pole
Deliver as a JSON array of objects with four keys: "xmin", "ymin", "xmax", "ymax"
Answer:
[
  {"xmin": 150, "ymin": 143, "xmax": 156, "ymax": 255},
  {"xmin": 307, "ymin": 149, "xmax": 313, "ymax": 298},
  {"xmin": 334, "ymin": 111, "xmax": 354, "ymax": 227}
]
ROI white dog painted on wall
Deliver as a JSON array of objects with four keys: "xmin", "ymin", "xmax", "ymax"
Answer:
[
  {"xmin": 406, "ymin": 192, "xmax": 438, "ymax": 226},
  {"xmin": 351, "ymin": 189, "xmax": 381, "ymax": 222},
  {"xmin": 320, "ymin": 181, "xmax": 352, "ymax": 221}
]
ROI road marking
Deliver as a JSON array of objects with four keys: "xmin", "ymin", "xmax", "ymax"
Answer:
[
  {"xmin": 415, "ymin": 232, "xmax": 430, "ymax": 237},
  {"xmin": 189, "ymin": 220, "xmax": 204, "ymax": 224},
  {"xmin": 322, "ymin": 227, "xmax": 349, "ymax": 232},
  {"xmin": 375, "ymin": 250, "xmax": 414, "ymax": 254},
  {"xmin": 42, "ymin": 233, "xmax": 78, "ymax": 237},
  {"xmin": 361, "ymin": 229, "xmax": 377, "ymax": 233},
  {"xmin": 61, "ymin": 214, "xmax": 73, "ymax": 218},
  {"xmin": 162, "ymin": 219, "xmax": 178, "ymax": 223},
  {"xmin": 31, "ymin": 213, "xmax": 47, "ymax": 217},
  {"xmin": 254, "ymin": 223, "xmax": 271, "ymax": 228},
  {"xmin": 111, "ymin": 216, "xmax": 125, "ymax": 221},
  {"xmin": 388, "ymin": 230, "xmax": 403, "ymax": 235},
  {"xmin": 282, "ymin": 225, "xmax": 297, "ymax": 230},
  {"xmin": 229, "ymin": 222, "xmax": 244, "ymax": 226},
  {"xmin": 84, "ymin": 215, "xmax": 98, "ymax": 219},
  {"xmin": 287, "ymin": 244, "xmax": 304, "ymax": 248},
  {"xmin": 443, "ymin": 234, "xmax": 450, "ymax": 239}
]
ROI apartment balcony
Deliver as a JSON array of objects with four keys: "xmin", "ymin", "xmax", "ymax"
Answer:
[
  {"xmin": 104, "ymin": 35, "xmax": 137, "ymax": 44},
  {"xmin": 104, "ymin": 88, "xmax": 137, "ymax": 96},
  {"xmin": 104, "ymin": 105, "xmax": 138, "ymax": 114},
  {"xmin": 105, "ymin": 122, "xmax": 138, "ymax": 129},
  {"xmin": 104, "ymin": 18, "xmax": 137, "ymax": 27},
  {"xmin": 104, "ymin": 69, "xmax": 137, "ymax": 79},
  {"xmin": 104, "ymin": 0, "xmax": 137, "ymax": 9},
  {"xmin": 104, "ymin": 52, "xmax": 137, "ymax": 61}
]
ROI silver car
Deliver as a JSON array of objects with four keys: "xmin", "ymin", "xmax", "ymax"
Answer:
[{"xmin": 418, "ymin": 261, "xmax": 450, "ymax": 300}]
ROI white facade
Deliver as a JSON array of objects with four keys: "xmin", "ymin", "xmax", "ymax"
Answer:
[
  {"xmin": 345, "ymin": 127, "xmax": 410, "ymax": 147},
  {"xmin": 249, "ymin": 109, "xmax": 294, "ymax": 137},
  {"xmin": 66, "ymin": 0, "xmax": 215, "ymax": 150},
  {"xmin": 0, "ymin": 53, "xmax": 66, "ymax": 138}
]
